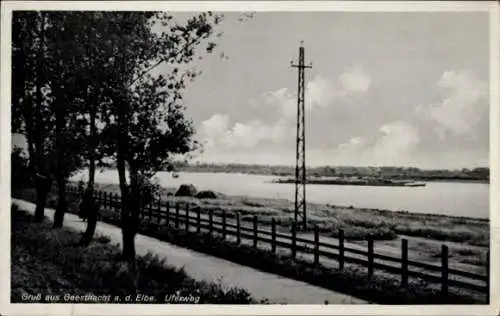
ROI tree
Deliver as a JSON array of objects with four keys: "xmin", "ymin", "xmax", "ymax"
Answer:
[
  {"xmin": 74, "ymin": 12, "xmax": 120, "ymax": 245},
  {"xmin": 12, "ymin": 12, "xmax": 53, "ymax": 222},
  {"xmin": 97, "ymin": 11, "xmax": 223, "ymax": 260},
  {"xmin": 44, "ymin": 12, "xmax": 89, "ymax": 228},
  {"xmin": 13, "ymin": 12, "xmax": 95, "ymax": 226}
]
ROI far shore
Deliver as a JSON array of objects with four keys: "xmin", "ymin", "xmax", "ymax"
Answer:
[{"xmin": 96, "ymin": 167, "xmax": 490, "ymax": 184}]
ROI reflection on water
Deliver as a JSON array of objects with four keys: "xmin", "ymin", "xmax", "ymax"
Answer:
[{"xmin": 71, "ymin": 170, "xmax": 489, "ymax": 219}]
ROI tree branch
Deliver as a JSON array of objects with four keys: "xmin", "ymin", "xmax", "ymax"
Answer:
[{"xmin": 127, "ymin": 37, "xmax": 203, "ymax": 89}]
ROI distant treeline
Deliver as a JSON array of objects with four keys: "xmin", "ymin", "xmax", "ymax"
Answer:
[{"xmin": 173, "ymin": 163, "xmax": 489, "ymax": 182}]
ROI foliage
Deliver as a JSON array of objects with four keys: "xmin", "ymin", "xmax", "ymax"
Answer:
[
  {"xmin": 83, "ymin": 11, "xmax": 225, "ymax": 258},
  {"xmin": 11, "ymin": 147, "xmax": 32, "ymax": 192},
  {"xmin": 12, "ymin": 10, "xmax": 226, "ymax": 253}
]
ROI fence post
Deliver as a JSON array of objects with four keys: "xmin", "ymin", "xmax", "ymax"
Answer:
[
  {"xmin": 401, "ymin": 239, "xmax": 408, "ymax": 287},
  {"xmin": 102, "ymin": 192, "xmax": 107, "ymax": 209},
  {"xmin": 175, "ymin": 203, "xmax": 180, "ymax": 229},
  {"xmin": 196, "ymin": 207, "xmax": 201, "ymax": 234},
  {"xmin": 271, "ymin": 217, "xmax": 276, "ymax": 253},
  {"xmin": 236, "ymin": 213, "xmax": 241, "ymax": 244},
  {"xmin": 209, "ymin": 210, "xmax": 213, "ymax": 237},
  {"xmin": 291, "ymin": 221, "xmax": 297, "ymax": 259},
  {"xmin": 185, "ymin": 203, "xmax": 189, "ymax": 232},
  {"xmin": 314, "ymin": 225, "xmax": 320, "ymax": 267},
  {"xmin": 339, "ymin": 229, "xmax": 344, "ymax": 270},
  {"xmin": 487, "ymin": 250, "xmax": 490, "ymax": 304},
  {"xmin": 148, "ymin": 203, "xmax": 154, "ymax": 223},
  {"xmin": 105, "ymin": 192, "xmax": 110, "ymax": 209},
  {"xmin": 157, "ymin": 199, "xmax": 162, "ymax": 224},
  {"xmin": 368, "ymin": 238, "xmax": 374, "ymax": 279},
  {"xmin": 222, "ymin": 210, "xmax": 227, "ymax": 240},
  {"xmin": 253, "ymin": 215, "xmax": 258, "ymax": 248},
  {"xmin": 441, "ymin": 245, "xmax": 449, "ymax": 297},
  {"xmin": 166, "ymin": 202, "xmax": 170, "ymax": 226},
  {"xmin": 153, "ymin": 201, "xmax": 158, "ymax": 223}
]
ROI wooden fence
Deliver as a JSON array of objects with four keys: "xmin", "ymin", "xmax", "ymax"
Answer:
[{"xmin": 65, "ymin": 185, "xmax": 490, "ymax": 297}]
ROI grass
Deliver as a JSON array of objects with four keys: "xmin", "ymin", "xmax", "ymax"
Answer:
[
  {"xmin": 84, "ymin": 182, "xmax": 489, "ymax": 247},
  {"xmin": 10, "ymin": 203, "xmax": 258, "ymax": 304}
]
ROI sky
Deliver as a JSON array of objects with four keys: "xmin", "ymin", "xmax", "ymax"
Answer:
[
  {"xmin": 11, "ymin": 11, "xmax": 490, "ymax": 170},
  {"xmin": 163, "ymin": 11, "xmax": 490, "ymax": 169}
]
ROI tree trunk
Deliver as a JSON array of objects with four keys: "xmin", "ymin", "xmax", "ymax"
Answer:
[
  {"xmin": 127, "ymin": 164, "xmax": 141, "ymax": 255},
  {"xmin": 34, "ymin": 174, "xmax": 50, "ymax": 222},
  {"xmin": 117, "ymin": 142, "xmax": 134, "ymax": 260},
  {"xmin": 121, "ymin": 224, "xmax": 136, "ymax": 260},
  {"xmin": 52, "ymin": 173, "xmax": 67, "ymax": 228},
  {"xmin": 33, "ymin": 12, "xmax": 49, "ymax": 223},
  {"xmin": 115, "ymin": 85, "xmax": 136, "ymax": 261},
  {"xmin": 52, "ymin": 81, "xmax": 68, "ymax": 228},
  {"xmin": 79, "ymin": 103, "xmax": 98, "ymax": 246},
  {"xmin": 79, "ymin": 187, "xmax": 98, "ymax": 246}
]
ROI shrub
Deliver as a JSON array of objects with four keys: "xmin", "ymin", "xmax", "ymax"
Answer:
[
  {"xmin": 175, "ymin": 184, "xmax": 197, "ymax": 197},
  {"xmin": 95, "ymin": 235, "xmax": 111, "ymax": 244},
  {"xmin": 196, "ymin": 190, "xmax": 218, "ymax": 199},
  {"xmin": 11, "ymin": 147, "xmax": 32, "ymax": 192}
]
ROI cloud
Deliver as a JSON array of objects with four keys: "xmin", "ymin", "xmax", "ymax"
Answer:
[
  {"xmin": 419, "ymin": 70, "xmax": 487, "ymax": 137},
  {"xmin": 199, "ymin": 114, "xmax": 231, "ymax": 149},
  {"xmin": 306, "ymin": 75, "xmax": 341, "ymax": 109},
  {"xmin": 372, "ymin": 121, "xmax": 420, "ymax": 164},
  {"xmin": 224, "ymin": 119, "xmax": 289, "ymax": 149},
  {"xmin": 263, "ymin": 66, "xmax": 371, "ymax": 117},
  {"xmin": 330, "ymin": 121, "xmax": 420, "ymax": 166},
  {"xmin": 339, "ymin": 66, "xmax": 371, "ymax": 94},
  {"xmin": 199, "ymin": 114, "xmax": 291, "ymax": 151},
  {"xmin": 263, "ymin": 88, "xmax": 296, "ymax": 118},
  {"xmin": 338, "ymin": 136, "xmax": 365, "ymax": 150}
]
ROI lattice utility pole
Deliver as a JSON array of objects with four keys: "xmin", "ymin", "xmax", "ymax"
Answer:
[{"xmin": 291, "ymin": 41, "xmax": 312, "ymax": 231}]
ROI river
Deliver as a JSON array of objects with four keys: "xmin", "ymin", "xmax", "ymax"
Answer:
[{"xmin": 70, "ymin": 170, "xmax": 489, "ymax": 219}]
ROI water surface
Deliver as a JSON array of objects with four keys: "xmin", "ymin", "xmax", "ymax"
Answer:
[{"xmin": 71, "ymin": 170, "xmax": 489, "ymax": 219}]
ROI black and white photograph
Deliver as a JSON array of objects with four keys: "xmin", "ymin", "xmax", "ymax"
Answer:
[{"xmin": 1, "ymin": 1, "xmax": 499, "ymax": 314}]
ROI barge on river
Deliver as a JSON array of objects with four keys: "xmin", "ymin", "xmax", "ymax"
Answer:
[{"xmin": 273, "ymin": 177, "xmax": 427, "ymax": 187}]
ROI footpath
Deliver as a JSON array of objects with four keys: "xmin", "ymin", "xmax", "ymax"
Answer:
[{"xmin": 12, "ymin": 199, "xmax": 367, "ymax": 304}]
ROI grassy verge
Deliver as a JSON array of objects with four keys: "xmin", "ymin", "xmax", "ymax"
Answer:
[
  {"xmin": 14, "ymin": 191, "xmax": 486, "ymax": 304},
  {"xmin": 11, "ymin": 204, "xmax": 258, "ymax": 304},
  {"xmin": 66, "ymin": 182, "xmax": 489, "ymax": 246}
]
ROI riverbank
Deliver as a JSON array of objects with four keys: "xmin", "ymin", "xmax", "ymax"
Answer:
[
  {"xmin": 85, "ymin": 182, "xmax": 488, "ymax": 241},
  {"xmin": 11, "ymin": 203, "xmax": 259, "ymax": 304},
  {"xmin": 24, "ymin": 180, "xmax": 488, "ymax": 274}
]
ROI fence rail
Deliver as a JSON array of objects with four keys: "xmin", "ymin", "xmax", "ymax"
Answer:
[{"xmin": 65, "ymin": 185, "xmax": 489, "ymax": 296}]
